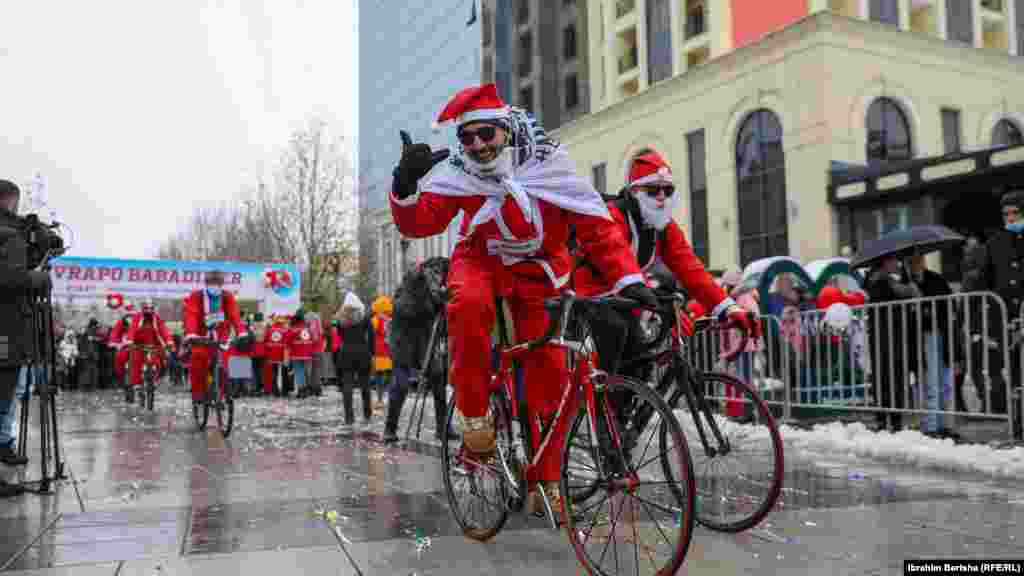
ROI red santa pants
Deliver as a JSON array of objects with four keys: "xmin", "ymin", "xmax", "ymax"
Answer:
[
  {"xmin": 129, "ymin": 348, "xmax": 165, "ymax": 386},
  {"xmin": 447, "ymin": 255, "xmax": 569, "ymax": 483},
  {"xmin": 114, "ymin": 349, "xmax": 130, "ymax": 378}
]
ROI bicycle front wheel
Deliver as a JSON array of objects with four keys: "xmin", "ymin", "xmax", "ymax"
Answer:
[
  {"xmin": 674, "ymin": 371, "xmax": 784, "ymax": 533},
  {"xmin": 215, "ymin": 370, "xmax": 234, "ymax": 438},
  {"xmin": 442, "ymin": 392, "xmax": 511, "ymax": 542},
  {"xmin": 563, "ymin": 375, "xmax": 696, "ymax": 576}
]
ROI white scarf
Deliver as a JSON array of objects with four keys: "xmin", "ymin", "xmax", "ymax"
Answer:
[{"xmin": 417, "ymin": 109, "xmax": 610, "ymax": 239}]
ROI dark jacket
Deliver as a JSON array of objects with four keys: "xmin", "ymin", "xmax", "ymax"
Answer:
[
  {"xmin": 974, "ymin": 227, "xmax": 1024, "ymax": 318},
  {"xmin": 78, "ymin": 325, "xmax": 102, "ymax": 360},
  {"xmin": 389, "ymin": 309, "xmax": 435, "ymax": 370},
  {"xmin": 865, "ymin": 268, "xmax": 920, "ymax": 378},
  {"xmin": 338, "ymin": 315, "xmax": 373, "ymax": 370},
  {"xmin": 910, "ymin": 267, "xmax": 959, "ymax": 361}
]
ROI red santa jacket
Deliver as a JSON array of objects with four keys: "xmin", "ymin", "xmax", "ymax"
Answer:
[
  {"xmin": 125, "ymin": 312, "xmax": 172, "ymax": 348},
  {"xmin": 182, "ymin": 289, "xmax": 247, "ymax": 342},
  {"xmin": 286, "ymin": 321, "xmax": 316, "ymax": 361},
  {"xmin": 573, "ymin": 201, "xmax": 731, "ymax": 317},
  {"xmin": 262, "ymin": 323, "xmax": 289, "ymax": 363},
  {"xmin": 390, "ymin": 189, "xmax": 641, "ymax": 295},
  {"xmin": 108, "ymin": 319, "xmax": 131, "ymax": 348},
  {"xmin": 330, "ymin": 327, "xmax": 341, "ymax": 353}
]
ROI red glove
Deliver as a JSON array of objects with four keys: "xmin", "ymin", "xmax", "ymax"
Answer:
[{"xmin": 723, "ymin": 305, "xmax": 762, "ymax": 340}]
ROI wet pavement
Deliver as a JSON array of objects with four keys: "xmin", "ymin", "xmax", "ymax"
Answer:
[{"xmin": 1, "ymin": 386, "xmax": 1023, "ymax": 575}]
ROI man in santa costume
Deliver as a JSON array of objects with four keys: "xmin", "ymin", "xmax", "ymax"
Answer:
[
  {"xmin": 124, "ymin": 299, "xmax": 173, "ymax": 393},
  {"xmin": 108, "ymin": 314, "xmax": 133, "ymax": 388},
  {"xmin": 573, "ymin": 150, "xmax": 761, "ymax": 445},
  {"xmin": 181, "ymin": 270, "xmax": 249, "ymax": 402},
  {"xmin": 574, "ymin": 149, "xmax": 761, "ymax": 373},
  {"xmin": 390, "ymin": 83, "xmax": 657, "ymax": 514}
]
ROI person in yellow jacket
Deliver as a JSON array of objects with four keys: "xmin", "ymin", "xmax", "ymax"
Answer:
[{"xmin": 370, "ymin": 296, "xmax": 393, "ymax": 410}]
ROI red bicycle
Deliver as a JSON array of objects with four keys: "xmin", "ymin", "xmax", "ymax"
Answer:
[
  {"xmin": 125, "ymin": 344, "xmax": 167, "ymax": 412},
  {"xmin": 442, "ymin": 292, "xmax": 696, "ymax": 576}
]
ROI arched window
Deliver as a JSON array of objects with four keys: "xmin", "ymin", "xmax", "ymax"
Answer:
[
  {"xmin": 736, "ymin": 109, "xmax": 788, "ymax": 266},
  {"xmin": 866, "ymin": 97, "xmax": 912, "ymax": 166},
  {"xmin": 992, "ymin": 119, "xmax": 1024, "ymax": 147}
]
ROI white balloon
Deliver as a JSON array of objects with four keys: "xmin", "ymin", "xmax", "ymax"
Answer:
[{"xmin": 823, "ymin": 302, "xmax": 853, "ymax": 333}]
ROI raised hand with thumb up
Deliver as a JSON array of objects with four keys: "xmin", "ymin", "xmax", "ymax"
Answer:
[{"xmin": 393, "ymin": 130, "xmax": 450, "ymax": 199}]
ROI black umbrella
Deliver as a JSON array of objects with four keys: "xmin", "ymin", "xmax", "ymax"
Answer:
[{"xmin": 851, "ymin": 225, "xmax": 965, "ymax": 270}]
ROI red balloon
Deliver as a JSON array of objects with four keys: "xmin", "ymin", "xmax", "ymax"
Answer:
[
  {"xmin": 687, "ymin": 300, "xmax": 706, "ymax": 318},
  {"xmin": 845, "ymin": 291, "xmax": 866, "ymax": 307},
  {"xmin": 816, "ymin": 286, "xmax": 843, "ymax": 310}
]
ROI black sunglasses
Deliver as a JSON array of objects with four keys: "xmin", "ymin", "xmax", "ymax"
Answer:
[
  {"xmin": 457, "ymin": 125, "xmax": 499, "ymax": 146},
  {"xmin": 643, "ymin": 185, "xmax": 675, "ymax": 198}
]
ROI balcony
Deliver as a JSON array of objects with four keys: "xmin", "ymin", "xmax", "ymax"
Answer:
[
  {"xmin": 685, "ymin": 1, "xmax": 706, "ymax": 40},
  {"xmin": 829, "ymin": 0, "xmax": 858, "ymax": 19},
  {"xmin": 981, "ymin": 0, "xmax": 1003, "ymax": 12},
  {"xmin": 910, "ymin": 1, "xmax": 938, "ymax": 37},
  {"xmin": 983, "ymin": 18, "xmax": 1009, "ymax": 50},
  {"xmin": 616, "ymin": 0, "xmax": 635, "ymax": 20},
  {"xmin": 617, "ymin": 27, "xmax": 639, "ymax": 75},
  {"xmin": 618, "ymin": 47, "xmax": 639, "ymax": 74}
]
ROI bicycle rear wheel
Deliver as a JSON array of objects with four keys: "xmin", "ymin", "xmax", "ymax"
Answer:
[
  {"xmin": 563, "ymin": 375, "xmax": 696, "ymax": 576},
  {"xmin": 672, "ymin": 371, "xmax": 784, "ymax": 533},
  {"xmin": 441, "ymin": 392, "xmax": 511, "ymax": 542}
]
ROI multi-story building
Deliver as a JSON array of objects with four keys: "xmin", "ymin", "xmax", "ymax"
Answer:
[
  {"xmin": 357, "ymin": 1, "xmax": 481, "ymax": 296},
  {"xmin": 480, "ymin": 0, "xmax": 591, "ymax": 129},
  {"xmin": 554, "ymin": 1, "xmax": 1024, "ymax": 279}
]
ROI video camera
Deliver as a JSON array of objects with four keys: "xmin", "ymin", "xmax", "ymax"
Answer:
[{"xmin": 19, "ymin": 213, "xmax": 66, "ymax": 270}]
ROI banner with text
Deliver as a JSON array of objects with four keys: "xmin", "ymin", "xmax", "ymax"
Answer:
[{"xmin": 50, "ymin": 257, "xmax": 302, "ymax": 315}]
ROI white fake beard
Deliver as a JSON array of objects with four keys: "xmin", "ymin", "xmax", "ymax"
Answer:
[
  {"xmin": 462, "ymin": 145, "xmax": 514, "ymax": 180},
  {"xmin": 635, "ymin": 191, "xmax": 677, "ymax": 230}
]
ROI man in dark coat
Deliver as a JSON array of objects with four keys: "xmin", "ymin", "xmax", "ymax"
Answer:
[
  {"xmin": 966, "ymin": 189, "xmax": 1024, "ymax": 438},
  {"xmin": 383, "ymin": 258, "xmax": 450, "ymax": 444},
  {"xmin": 77, "ymin": 318, "xmax": 102, "ymax": 391},
  {"xmin": 337, "ymin": 303, "xmax": 374, "ymax": 430},
  {"xmin": 865, "ymin": 255, "xmax": 920, "ymax": 431}
]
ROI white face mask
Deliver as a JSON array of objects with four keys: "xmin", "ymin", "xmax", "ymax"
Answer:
[{"xmin": 634, "ymin": 189, "xmax": 677, "ymax": 230}]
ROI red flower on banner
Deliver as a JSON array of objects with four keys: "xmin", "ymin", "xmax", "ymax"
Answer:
[
  {"xmin": 278, "ymin": 270, "xmax": 293, "ymax": 288},
  {"xmin": 106, "ymin": 293, "xmax": 123, "ymax": 310},
  {"xmin": 264, "ymin": 269, "xmax": 278, "ymax": 289}
]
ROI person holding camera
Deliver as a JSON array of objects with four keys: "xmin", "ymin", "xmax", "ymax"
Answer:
[{"xmin": 0, "ymin": 180, "xmax": 53, "ymax": 498}]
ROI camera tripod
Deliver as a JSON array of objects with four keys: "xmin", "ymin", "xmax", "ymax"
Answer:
[{"xmin": 15, "ymin": 278, "xmax": 66, "ymax": 495}]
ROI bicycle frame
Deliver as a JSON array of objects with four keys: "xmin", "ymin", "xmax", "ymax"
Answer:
[
  {"xmin": 483, "ymin": 299, "xmax": 642, "ymax": 529},
  {"xmin": 624, "ymin": 299, "xmax": 737, "ymax": 459}
]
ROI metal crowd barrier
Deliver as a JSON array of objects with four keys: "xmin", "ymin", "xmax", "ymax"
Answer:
[{"xmin": 685, "ymin": 291, "xmax": 1021, "ymax": 441}]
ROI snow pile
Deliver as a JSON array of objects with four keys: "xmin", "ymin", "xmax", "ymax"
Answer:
[{"xmin": 779, "ymin": 421, "xmax": 1024, "ymax": 479}]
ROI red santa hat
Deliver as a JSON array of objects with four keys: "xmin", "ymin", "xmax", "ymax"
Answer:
[
  {"xmin": 432, "ymin": 83, "xmax": 510, "ymax": 130},
  {"xmin": 628, "ymin": 151, "xmax": 674, "ymax": 188}
]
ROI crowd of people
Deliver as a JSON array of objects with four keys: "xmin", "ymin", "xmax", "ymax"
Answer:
[{"xmin": 51, "ymin": 291, "xmax": 398, "ymax": 434}]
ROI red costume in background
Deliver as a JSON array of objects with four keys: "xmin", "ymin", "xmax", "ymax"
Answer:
[
  {"xmin": 262, "ymin": 322, "xmax": 289, "ymax": 394},
  {"xmin": 182, "ymin": 289, "xmax": 246, "ymax": 401},
  {"xmin": 108, "ymin": 319, "xmax": 131, "ymax": 379},
  {"xmin": 125, "ymin": 312, "xmax": 172, "ymax": 387}
]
